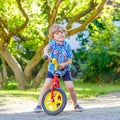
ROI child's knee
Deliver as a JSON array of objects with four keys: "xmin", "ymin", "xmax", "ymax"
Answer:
[
  {"xmin": 67, "ymin": 86, "xmax": 74, "ymax": 92},
  {"xmin": 43, "ymin": 83, "xmax": 51, "ymax": 90}
]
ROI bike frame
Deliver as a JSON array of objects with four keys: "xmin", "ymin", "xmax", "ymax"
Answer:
[
  {"xmin": 42, "ymin": 56, "xmax": 67, "ymax": 115},
  {"xmin": 44, "ymin": 56, "xmax": 62, "ymax": 102},
  {"xmin": 51, "ymin": 74, "xmax": 60, "ymax": 102},
  {"xmin": 50, "ymin": 58, "xmax": 61, "ymax": 102}
]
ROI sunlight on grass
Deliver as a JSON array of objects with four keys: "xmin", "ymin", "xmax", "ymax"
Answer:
[
  {"xmin": 0, "ymin": 81, "xmax": 120, "ymax": 100},
  {"xmin": 0, "ymin": 89, "xmax": 41, "ymax": 101}
]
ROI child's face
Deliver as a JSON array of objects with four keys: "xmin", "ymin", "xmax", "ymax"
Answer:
[{"xmin": 53, "ymin": 30, "xmax": 66, "ymax": 43}]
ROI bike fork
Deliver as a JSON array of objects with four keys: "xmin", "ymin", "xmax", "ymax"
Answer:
[{"xmin": 51, "ymin": 75, "xmax": 60, "ymax": 102}]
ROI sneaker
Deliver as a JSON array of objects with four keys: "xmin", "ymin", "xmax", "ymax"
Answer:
[
  {"xmin": 74, "ymin": 104, "xmax": 84, "ymax": 112},
  {"xmin": 34, "ymin": 105, "xmax": 42, "ymax": 112}
]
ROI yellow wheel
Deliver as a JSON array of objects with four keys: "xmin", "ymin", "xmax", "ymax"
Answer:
[{"xmin": 42, "ymin": 88, "xmax": 67, "ymax": 115}]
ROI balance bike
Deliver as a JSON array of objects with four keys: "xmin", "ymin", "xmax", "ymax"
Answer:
[{"xmin": 42, "ymin": 57, "xmax": 67, "ymax": 115}]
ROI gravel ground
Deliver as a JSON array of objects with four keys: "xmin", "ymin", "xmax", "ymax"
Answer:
[{"xmin": 0, "ymin": 92, "xmax": 120, "ymax": 120}]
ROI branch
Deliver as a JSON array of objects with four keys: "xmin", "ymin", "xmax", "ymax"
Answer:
[
  {"xmin": 66, "ymin": 1, "xmax": 98, "ymax": 29},
  {"xmin": 9, "ymin": 0, "xmax": 29, "ymax": 37},
  {"xmin": 0, "ymin": 18, "xmax": 9, "ymax": 49},
  {"xmin": 0, "ymin": 18, "xmax": 9, "ymax": 36},
  {"xmin": 67, "ymin": 0, "xmax": 107, "ymax": 37},
  {"xmin": 57, "ymin": 2, "xmax": 76, "ymax": 23},
  {"xmin": 44, "ymin": 0, "xmax": 51, "ymax": 20},
  {"xmin": 49, "ymin": 0, "xmax": 63, "ymax": 26}
]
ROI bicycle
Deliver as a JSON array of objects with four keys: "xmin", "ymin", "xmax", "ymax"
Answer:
[{"xmin": 42, "ymin": 56, "xmax": 67, "ymax": 115}]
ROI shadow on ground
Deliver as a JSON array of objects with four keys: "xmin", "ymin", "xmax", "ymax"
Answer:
[{"xmin": 0, "ymin": 106, "xmax": 120, "ymax": 120}]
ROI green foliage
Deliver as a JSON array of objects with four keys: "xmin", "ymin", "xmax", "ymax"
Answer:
[
  {"xmin": 1, "ymin": 0, "xmax": 47, "ymax": 70},
  {"xmin": 0, "ymin": 0, "xmax": 101, "ymax": 79},
  {"xmin": 111, "ymin": 0, "xmax": 120, "ymax": 21},
  {"xmin": 0, "ymin": 0, "xmax": 120, "ymax": 85},
  {"xmin": 72, "ymin": 3, "xmax": 120, "ymax": 83},
  {"xmin": 4, "ymin": 82, "xmax": 18, "ymax": 90}
]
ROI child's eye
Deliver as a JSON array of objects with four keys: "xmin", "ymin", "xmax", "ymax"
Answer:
[
  {"xmin": 56, "ymin": 31, "xmax": 64, "ymax": 34},
  {"xmin": 60, "ymin": 31, "xmax": 64, "ymax": 34},
  {"xmin": 55, "ymin": 32, "xmax": 59, "ymax": 35}
]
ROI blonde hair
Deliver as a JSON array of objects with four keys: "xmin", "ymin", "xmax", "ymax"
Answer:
[{"xmin": 48, "ymin": 24, "xmax": 67, "ymax": 39}]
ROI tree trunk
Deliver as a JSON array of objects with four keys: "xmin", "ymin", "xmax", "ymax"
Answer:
[
  {"xmin": 31, "ymin": 61, "xmax": 48, "ymax": 88},
  {"xmin": 2, "ymin": 57, "xmax": 8, "ymax": 85},
  {"xmin": 24, "ymin": 44, "xmax": 46, "ymax": 82},
  {"xmin": 0, "ymin": 72, "xmax": 3, "ymax": 88},
  {"xmin": 0, "ymin": 49, "xmax": 29, "ymax": 89}
]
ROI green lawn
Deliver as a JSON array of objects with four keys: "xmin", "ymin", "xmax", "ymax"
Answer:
[
  {"xmin": 61, "ymin": 81, "xmax": 120, "ymax": 98},
  {"xmin": 0, "ymin": 81, "xmax": 120, "ymax": 101}
]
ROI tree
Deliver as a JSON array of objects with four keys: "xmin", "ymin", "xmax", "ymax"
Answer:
[
  {"xmin": 71, "ymin": 0, "xmax": 120, "ymax": 83},
  {"xmin": 0, "ymin": 0, "xmax": 29, "ymax": 89},
  {"xmin": 0, "ymin": 0, "xmax": 107, "ymax": 89}
]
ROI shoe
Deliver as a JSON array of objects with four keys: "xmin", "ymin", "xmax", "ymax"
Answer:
[
  {"xmin": 74, "ymin": 104, "xmax": 84, "ymax": 112},
  {"xmin": 34, "ymin": 105, "xmax": 42, "ymax": 112}
]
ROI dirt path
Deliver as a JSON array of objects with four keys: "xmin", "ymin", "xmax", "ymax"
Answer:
[{"xmin": 0, "ymin": 92, "xmax": 120, "ymax": 120}]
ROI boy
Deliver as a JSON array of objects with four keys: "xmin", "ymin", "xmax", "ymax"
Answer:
[{"xmin": 34, "ymin": 24, "xmax": 83, "ymax": 112}]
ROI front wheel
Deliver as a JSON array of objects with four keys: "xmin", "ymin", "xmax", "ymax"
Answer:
[{"xmin": 42, "ymin": 88, "xmax": 67, "ymax": 115}]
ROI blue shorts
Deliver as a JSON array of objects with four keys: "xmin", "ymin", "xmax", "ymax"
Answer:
[{"xmin": 46, "ymin": 71, "xmax": 72, "ymax": 81}]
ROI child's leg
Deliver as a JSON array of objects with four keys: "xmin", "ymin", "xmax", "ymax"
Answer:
[
  {"xmin": 64, "ymin": 80, "xmax": 83, "ymax": 112},
  {"xmin": 64, "ymin": 81, "xmax": 77, "ymax": 106},
  {"xmin": 38, "ymin": 78, "xmax": 52, "ymax": 106}
]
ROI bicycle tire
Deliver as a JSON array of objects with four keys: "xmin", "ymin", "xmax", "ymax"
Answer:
[{"xmin": 42, "ymin": 88, "xmax": 67, "ymax": 115}]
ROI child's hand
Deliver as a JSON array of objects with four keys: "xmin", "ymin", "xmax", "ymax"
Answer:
[
  {"xmin": 48, "ymin": 56, "xmax": 52, "ymax": 61},
  {"xmin": 44, "ymin": 55, "xmax": 52, "ymax": 62},
  {"xmin": 59, "ymin": 63, "xmax": 66, "ymax": 70}
]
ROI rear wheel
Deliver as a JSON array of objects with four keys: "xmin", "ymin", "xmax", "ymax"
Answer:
[{"xmin": 42, "ymin": 88, "xmax": 67, "ymax": 115}]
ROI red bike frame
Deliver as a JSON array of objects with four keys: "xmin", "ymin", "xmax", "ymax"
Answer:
[
  {"xmin": 51, "ymin": 74, "xmax": 60, "ymax": 102},
  {"xmin": 44, "ymin": 57, "xmax": 61, "ymax": 102}
]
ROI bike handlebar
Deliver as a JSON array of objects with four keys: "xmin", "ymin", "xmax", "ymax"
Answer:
[
  {"xmin": 44, "ymin": 55, "xmax": 48, "ymax": 60},
  {"xmin": 52, "ymin": 58, "xmax": 59, "ymax": 71},
  {"xmin": 44, "ymin": 55, "xmax": 59, "ymax": 71}
]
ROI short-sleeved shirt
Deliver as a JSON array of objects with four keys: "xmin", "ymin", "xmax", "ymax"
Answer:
[{"xmin": 48, "ymin": 39, "xmax": 73, "ymax": 76}]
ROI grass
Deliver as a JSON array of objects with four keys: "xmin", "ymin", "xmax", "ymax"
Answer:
[
  {"xmin": 73, "ymin": 81, "xmax": 120, "ymax": 98},
  {"xmin": 0, "ymin": 81, "xmax": 120, "ymax": 101},
  {"xmin": 61, "ymin": 81, "xmax": 120, "ymax": 98}
]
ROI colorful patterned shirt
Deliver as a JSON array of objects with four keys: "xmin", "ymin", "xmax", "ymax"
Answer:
[{"xmin": 48, "ymin": 39, "xmax": 73, "ymax": 76}]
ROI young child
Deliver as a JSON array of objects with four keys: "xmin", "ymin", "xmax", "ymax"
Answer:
[{"xmin": 34, "ymin": 24, "xmax": 83, "ymax": 112}]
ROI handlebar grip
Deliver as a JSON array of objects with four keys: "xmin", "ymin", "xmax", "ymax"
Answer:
[{"xmin": 44, "ymin": 55, "xmax": 48, "ymax": 60}]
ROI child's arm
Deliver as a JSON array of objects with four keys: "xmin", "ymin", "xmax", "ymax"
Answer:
[
  {"xmin": 59, "ymin": 58, "xmax": 72, "ymax": 69},
  {"xmin": 44, "ymin": 44, "xmax": 49, "ymax": 56},
  {"xmin": 44, "ymin": 44, "xmax": 52, "ymax": 61}
]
